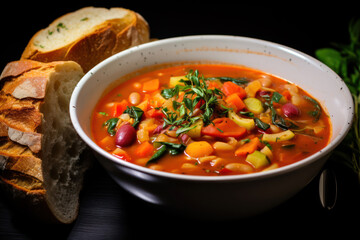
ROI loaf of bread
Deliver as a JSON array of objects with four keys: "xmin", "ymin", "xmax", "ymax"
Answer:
[
  {"xmin": 0, "ymin": 60, "xmax": 89, "ymax": 223},
  {"xmin": 21, "ymin": 7, "xmax": 150, "ymax": 72}
]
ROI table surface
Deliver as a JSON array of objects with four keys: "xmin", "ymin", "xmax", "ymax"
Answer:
[{"xmin": 1, "ymin": 2, "xmax": 360, "ymax": 239}]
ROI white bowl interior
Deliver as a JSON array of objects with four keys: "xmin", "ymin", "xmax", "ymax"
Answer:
[{"xmin": 70, "ymin": 35, "xmax": 353, "ymax": 179}]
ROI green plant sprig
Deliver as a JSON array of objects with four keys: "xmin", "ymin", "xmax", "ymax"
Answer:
[{"xmin": 315, "ymin": 18, "xmax": 360, "ymax": 183}]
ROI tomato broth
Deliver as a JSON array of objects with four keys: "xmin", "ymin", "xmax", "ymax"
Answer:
[{"xmin": 91, "ymin": 64, "xmax": 331, "ymax": 176}]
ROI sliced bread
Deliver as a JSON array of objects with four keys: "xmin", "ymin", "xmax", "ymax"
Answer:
[
  {"xmin": 0, "ymin": 60, "xmax": 89, "ymax": 223},
  {"xmin": 21, "ymin": 7, "xmax": 150, "ymax": 72}
]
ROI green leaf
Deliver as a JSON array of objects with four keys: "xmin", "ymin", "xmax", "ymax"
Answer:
[
  {"xmin": 271, "ymin": 92, "xmax": 283, "ymax": 103},
  {"xmin": 207, "ymin": 76, "xmax": 248, "ymax": 85},
  {"xmin": 349, "ymin": 18, "xmax": 360, "ymax": 44},
  {"xmin": 304, "ymin": 96, "xmax": 322, "ymax": 122},
  {"xmin": 103, "ymin": 118, "xmax": 119, "ymax": 136},
  {"xmin": 161, "ymin": 88, "xmax": 176, "ymax": 99},
  {"xmin": 183, "ymin": 97, "xmax": 193, "ymax": 112},
  {"xmin": 315, "ymin": 48, "xmax": 342, "ymax": 74},
  {"xmin": 146, "ymin": 142, "xmax": 186, "ymax": 165},
  {"xmin": 175, "ymin": 125, "xmax": 196, "ymax": 136},
  {"xmin": 123, "ymin": 106, "xmax": 144, "ymax": 128},
  {"xmin": 254, "ymin": 117, "xmax": 270, "ymax": 131},
  {"xmin": 146, "ymin": 145, "xmax": 167, "ymax": 165}
]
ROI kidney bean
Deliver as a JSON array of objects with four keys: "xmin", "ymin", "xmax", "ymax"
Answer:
[
  {"xmin": 282, "ymin": 102, "xmax": 300, "ymax": 118},
  {"xmin": 180, "ymin": 133, "xmax": 190, "ymax": 145},
  {"xmin": 153, "ymin": 124, "xmax": 165, "ymax": 134},
  {"xmin": 258, "ymin": 90, "xmax": 271, "ymax": 97},
  {"xmin": 115, "ymin": 123, "xmax": 136, "ymax": 147}
]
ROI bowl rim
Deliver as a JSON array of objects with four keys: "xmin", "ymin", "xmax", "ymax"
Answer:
[{"xmin": 70, "ymin": 34, "xmax": 354, "ymax": 182}]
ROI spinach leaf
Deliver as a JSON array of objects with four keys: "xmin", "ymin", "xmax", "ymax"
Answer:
[
  {"xmin": 155, "ymin": 142, "xmax": 186, "ymax": 153},
  {"xmin": 304, "ymin": 96, "xmax": 322, "ymax": 122},
  {"xmin": 123, "ymin": 106, "xmax": 144, "ymax": 128},
  {"xmin": 315, "ymin": 48, "xmax": 342, "ymax": 74},
  {"xmin": 146, "ymin": 142, "xmax": 186, "ymax": 165},
  {"xmin": 254, "ymin": 117, "xmax": 270, "ymax": 131},
  {"xmin": 146, "ymin": 145, "xmax": 167, "ymax": 165},
  {"xmin": 103, "ymin": 118, "xmax": 119, "ymax": 136},
  {"xmin": 206, "ymin": 76, "xmax": 249, "ymax": 85}
]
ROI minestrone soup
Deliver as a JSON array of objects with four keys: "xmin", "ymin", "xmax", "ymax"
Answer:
[{"xmin": 91, "ymin": 64, "xmax": 331, "ymax": 176}]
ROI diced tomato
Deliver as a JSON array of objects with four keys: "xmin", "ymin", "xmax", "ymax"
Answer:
[
  {"xmin": 195, "ymin": 99, "xmax": 206, "ymax": 109},
  {"xmin": 146, "ymin": 108, "xmax": 165, "ymax": 118},
  {"xmin": 219, "ymin": 167, "xmax": 233, "ymax": 175},
  {"xmin": 201, "ymin": 118, "xmax": 247, "ymax": 138},
  {"xmin": 109, "ymin": 99, "xmax": 128, "ymax": 117}
]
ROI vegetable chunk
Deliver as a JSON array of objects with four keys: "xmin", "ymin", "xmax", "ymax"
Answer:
[
  {"xmin": 262, "ymin": 130, "xmax": 295, "ymax": 142},
  {"xmin": 185, "ymin": 141, "xmax": 214, "ymax": 158},
  {"xmin": 246, "ymin": 151, "xmax": 269, "ymax": 169}
]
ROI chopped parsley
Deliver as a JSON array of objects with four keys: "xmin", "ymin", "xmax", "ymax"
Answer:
[{"xmin": 159, "ymin": 69, "xmax": 224, "ymax": 135}]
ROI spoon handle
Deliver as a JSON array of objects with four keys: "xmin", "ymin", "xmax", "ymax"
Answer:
[{"xmin": 319, "ymin": 168, "xmax": 338, "ymax": 210}]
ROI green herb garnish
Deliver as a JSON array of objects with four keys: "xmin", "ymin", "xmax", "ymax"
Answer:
[
  {"xmin": 315, "ymin": 18, "xmax": 360, "ymax": 183},
  {"xmin": 159, "ymin": 70, "xmax": 224, "ymax": 135}
]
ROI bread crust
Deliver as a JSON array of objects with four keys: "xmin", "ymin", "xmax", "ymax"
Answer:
[
  {"xmin": 21, "ymin": 7, "xmax": 150, "ymax": 72},
  {"xmin": 0, "ymin": 60, "xmax": 43, "ymax": 80},
  {"xmin": 0, "ymin": 60, "xmax": 85, "ymax": 224}
]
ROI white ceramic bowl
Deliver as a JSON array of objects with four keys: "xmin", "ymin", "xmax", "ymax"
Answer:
[{"xmin": 70, "ymin": 35, "xmax": 353, "ymax": 220}]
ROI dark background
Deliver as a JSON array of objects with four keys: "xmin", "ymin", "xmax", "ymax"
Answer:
[{"xmin": 1, "ymin": 1, "xmax": 360, "ymax": 239}]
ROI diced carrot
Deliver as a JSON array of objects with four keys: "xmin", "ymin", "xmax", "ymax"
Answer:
[
  {"xmin": 235, "ymin": 137, "xmax": 261, "ymax": 156},
  {"xmin": 135, "ymin": 141, "xmax": 154, "ymax": 158},
  {"xmin": 221, "ymin": 82, "xmax": 247, "ymax": 98},
  {"xmin": 225, "ymin": 93, "xmax": 246, "ymax": 112},
  {"xmin": 142, "ymin": 79, "xmax": 160, "ymax": 92},
  {"xmin": 112, "ymin": 148, "xmax": 132, "ymax": 162}
]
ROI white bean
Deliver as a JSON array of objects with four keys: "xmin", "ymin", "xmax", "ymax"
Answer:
[
  {"xmin": 259, "ymin": 76, "xmax": 272, "ymax": 87},
  {"xmin": 225, "ymin": 163, "xmax": 253, "ymax": 173},
  {"xmin": 129, "ymin": 92, "xmax": 141, "ymax": 105},
  {"xmin": 213, "ymin": 142, "xmax": 234, "ymax": 151}
]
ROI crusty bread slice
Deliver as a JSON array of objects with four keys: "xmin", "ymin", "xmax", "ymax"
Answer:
[
  {"xmin": 0, "ymin": 60, "xmax": 89, "ymax": 223},
  {"xmin": 21, "ymin": 7, "xmax": 150, "ymax": 72}
]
